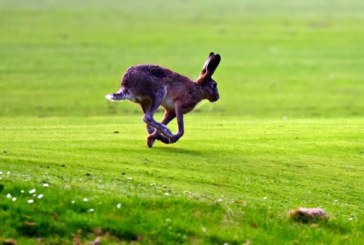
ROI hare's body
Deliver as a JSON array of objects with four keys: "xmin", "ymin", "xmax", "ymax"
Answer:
[
  {"xmin": 106, "ymin": 52, "xmax": 221, "ymax": 147},
  {"xmin": 121, "ymin": 65, "xmax": 205, "ymax": 113}
]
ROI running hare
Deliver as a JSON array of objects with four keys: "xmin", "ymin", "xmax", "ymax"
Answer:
[{"xmin": 106, "ymin": 52, "xmax": 221, "ymax": 147}]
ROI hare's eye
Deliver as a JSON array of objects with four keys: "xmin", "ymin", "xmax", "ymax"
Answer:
[{"xmin": 211, "ymin": 83, "xmax": 217, "ymax": 89}]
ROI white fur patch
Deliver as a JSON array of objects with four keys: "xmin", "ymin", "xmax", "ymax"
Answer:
[
  {"xmin": 105, "ymin": 94, "xmax": 116, "ymax": 102},
  {"xmin": 161, "ymin": 87, "xmax": 174, "ymax": 109},
  {"xmin": 162, "ymin": 96, "xmax": 174, "ymax": 109}
]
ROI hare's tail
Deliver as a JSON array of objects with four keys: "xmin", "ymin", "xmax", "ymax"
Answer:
[{"xmin": 105, "ymin": 91, "xmax": 128, "ymax": 102}]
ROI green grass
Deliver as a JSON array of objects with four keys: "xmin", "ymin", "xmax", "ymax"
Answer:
[
  {"xmin": 1, "ymin": 0, "xmax": 364, "ymax": 118},
  {"xmin": 1, "ymin": 116, "xmax": 363, "ymax": 244},
  {"xmin": 1, "ymin": 0, "xmax": 364, "ymax": 244}
]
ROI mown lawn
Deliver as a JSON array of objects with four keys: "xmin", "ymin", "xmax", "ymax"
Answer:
[
  {"xmin": 1, "ymin": 0, "xmax": 364, "ymax": 118},
  {"xmin": 1, "ymin": 0, "xmax": 364, "ymax": 244},
  {"xmin": 1, "ymin": 116, "xmax": 363, "ymax": 244}
]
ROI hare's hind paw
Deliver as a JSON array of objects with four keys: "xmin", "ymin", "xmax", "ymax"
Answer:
[{"xmin": 147, "ymin": 136, "xmax": 156, "ymax": 148}]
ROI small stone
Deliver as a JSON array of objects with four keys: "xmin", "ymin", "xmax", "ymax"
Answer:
[
  {"xmin": 3, "ymin": 238, "xmax": 16, "ymax": 245},
  {"xmin": 288, "ymin": 207, "xmax": 327, "ymax": 222}
]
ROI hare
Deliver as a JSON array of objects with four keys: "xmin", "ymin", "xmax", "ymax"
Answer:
[{"xmin": 106, "ymin": 52, "xmax": 221, "ymax": 147}]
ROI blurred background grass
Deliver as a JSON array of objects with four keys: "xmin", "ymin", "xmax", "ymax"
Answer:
[{"xmin": 1, "ymin": 0, "xmax": 363, "ymax": 118}]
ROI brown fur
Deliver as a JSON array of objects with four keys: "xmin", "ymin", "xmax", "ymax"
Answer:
[{"xmin": 106, "ymin": 52, "xmax": 221, "ymax": 147}]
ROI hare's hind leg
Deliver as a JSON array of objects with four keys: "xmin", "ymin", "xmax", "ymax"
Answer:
[
  {"xmin": 147, "ymin": 110, "xmax": 176, "ymax": 147},
  {"xmin": 141, "ymin": 103, "xmax": 156, "ymax": 135},
  {"xmin": 142, "ymin": 90, "xmax": 173, "ymax": 140}
]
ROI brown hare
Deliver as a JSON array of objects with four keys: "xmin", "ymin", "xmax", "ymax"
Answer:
[{"xmin": 106, "ymin": 52, "xmax": 221, "ymax": 147}]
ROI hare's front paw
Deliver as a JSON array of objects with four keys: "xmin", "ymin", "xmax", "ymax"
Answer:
[
  {"xmin": 160, "ymin": 125, "xmax": 173, "ymax": 138},
  {"xmin": 169, "ymin": 135, "xmax": 181, "ymax": 144}
]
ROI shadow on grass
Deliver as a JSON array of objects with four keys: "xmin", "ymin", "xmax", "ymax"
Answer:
[{"xmin": 153, "ymin": 146, "xmax": 203, "ymax": 156}]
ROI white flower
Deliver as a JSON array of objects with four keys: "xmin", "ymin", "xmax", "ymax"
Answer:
[
  {"xmin": 21, "ymin": 190, "xmax": 25, "ymax": 193},
  {"xmin": 263, "ymin": 197, "xmax": 268, "ymax": 200},
  {"xmin": 29, "ymin": 189, "xmax": 36, "ymax": 194},
  {"xmin": 27, "ymin": 199, "xmax": 34, "ymax": 204},
  {"xmin": 0, "ymin": 171, "xmax": 2, "ymax": 175},
  {"xmin": 6, "ymin": 193, "xmax": 12, "ymax": 199},
  {"xmin": 117, "ymin": 203, "xmax": 121, "ymax": 209},
  {"xmin": 83, "ymin": 198, "xmax": 88, "ymax": 202},
  {"xmin": 6, "ymin": 171, "xmax": 10, "ymax": 175},
  {"xmin": 71, "ymin": 200, "xmax": 75, "ymax": 204},
  {"xmin": 164, "ymin": 192, "xmax": 170, "ymax": 196},
  {"xmin": 37, "ymin": 194, "xmax": 44, "ymax": 199},
  {"xmin": 127, "ymin": 177, "xmax": 133, "ymax": 180},
  {"xmin": 42, "ymin": 183, "xmax": 49, "ymax": 187},
  {"xmin": 349, "ymin": 217, "xmax": 353, "ymax": 221},
  {"xmin": 12, "ymin": 197, "xmax": 16, "ymax": 202},
  {"xmin": 88, "ymin": 208, "xmax": 94, "ymax": 213}
]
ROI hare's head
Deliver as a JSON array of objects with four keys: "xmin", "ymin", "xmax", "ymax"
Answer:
[{"xmin": 197, "ymin": 52, "xmax": 221, "ymax": 102}]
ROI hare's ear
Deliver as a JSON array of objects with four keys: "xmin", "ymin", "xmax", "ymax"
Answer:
[{"xmin": 201, "ymin": 53, "xmax": 221, "ymax": 76}]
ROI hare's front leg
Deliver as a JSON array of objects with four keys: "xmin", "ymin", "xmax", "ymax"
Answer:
[{"xmin": 169, "ymin": 101, "xmax": 184, "ymax": 143}]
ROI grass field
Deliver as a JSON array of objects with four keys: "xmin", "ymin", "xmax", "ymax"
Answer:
[{"xmin": 1, "ymin": 0, "xmax": 364, "ymax": 244}]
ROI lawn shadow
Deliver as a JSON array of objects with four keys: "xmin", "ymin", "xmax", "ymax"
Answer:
[{"xmin": 152, "ymin": 146, "xmax": 203, "ymax": 156}]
